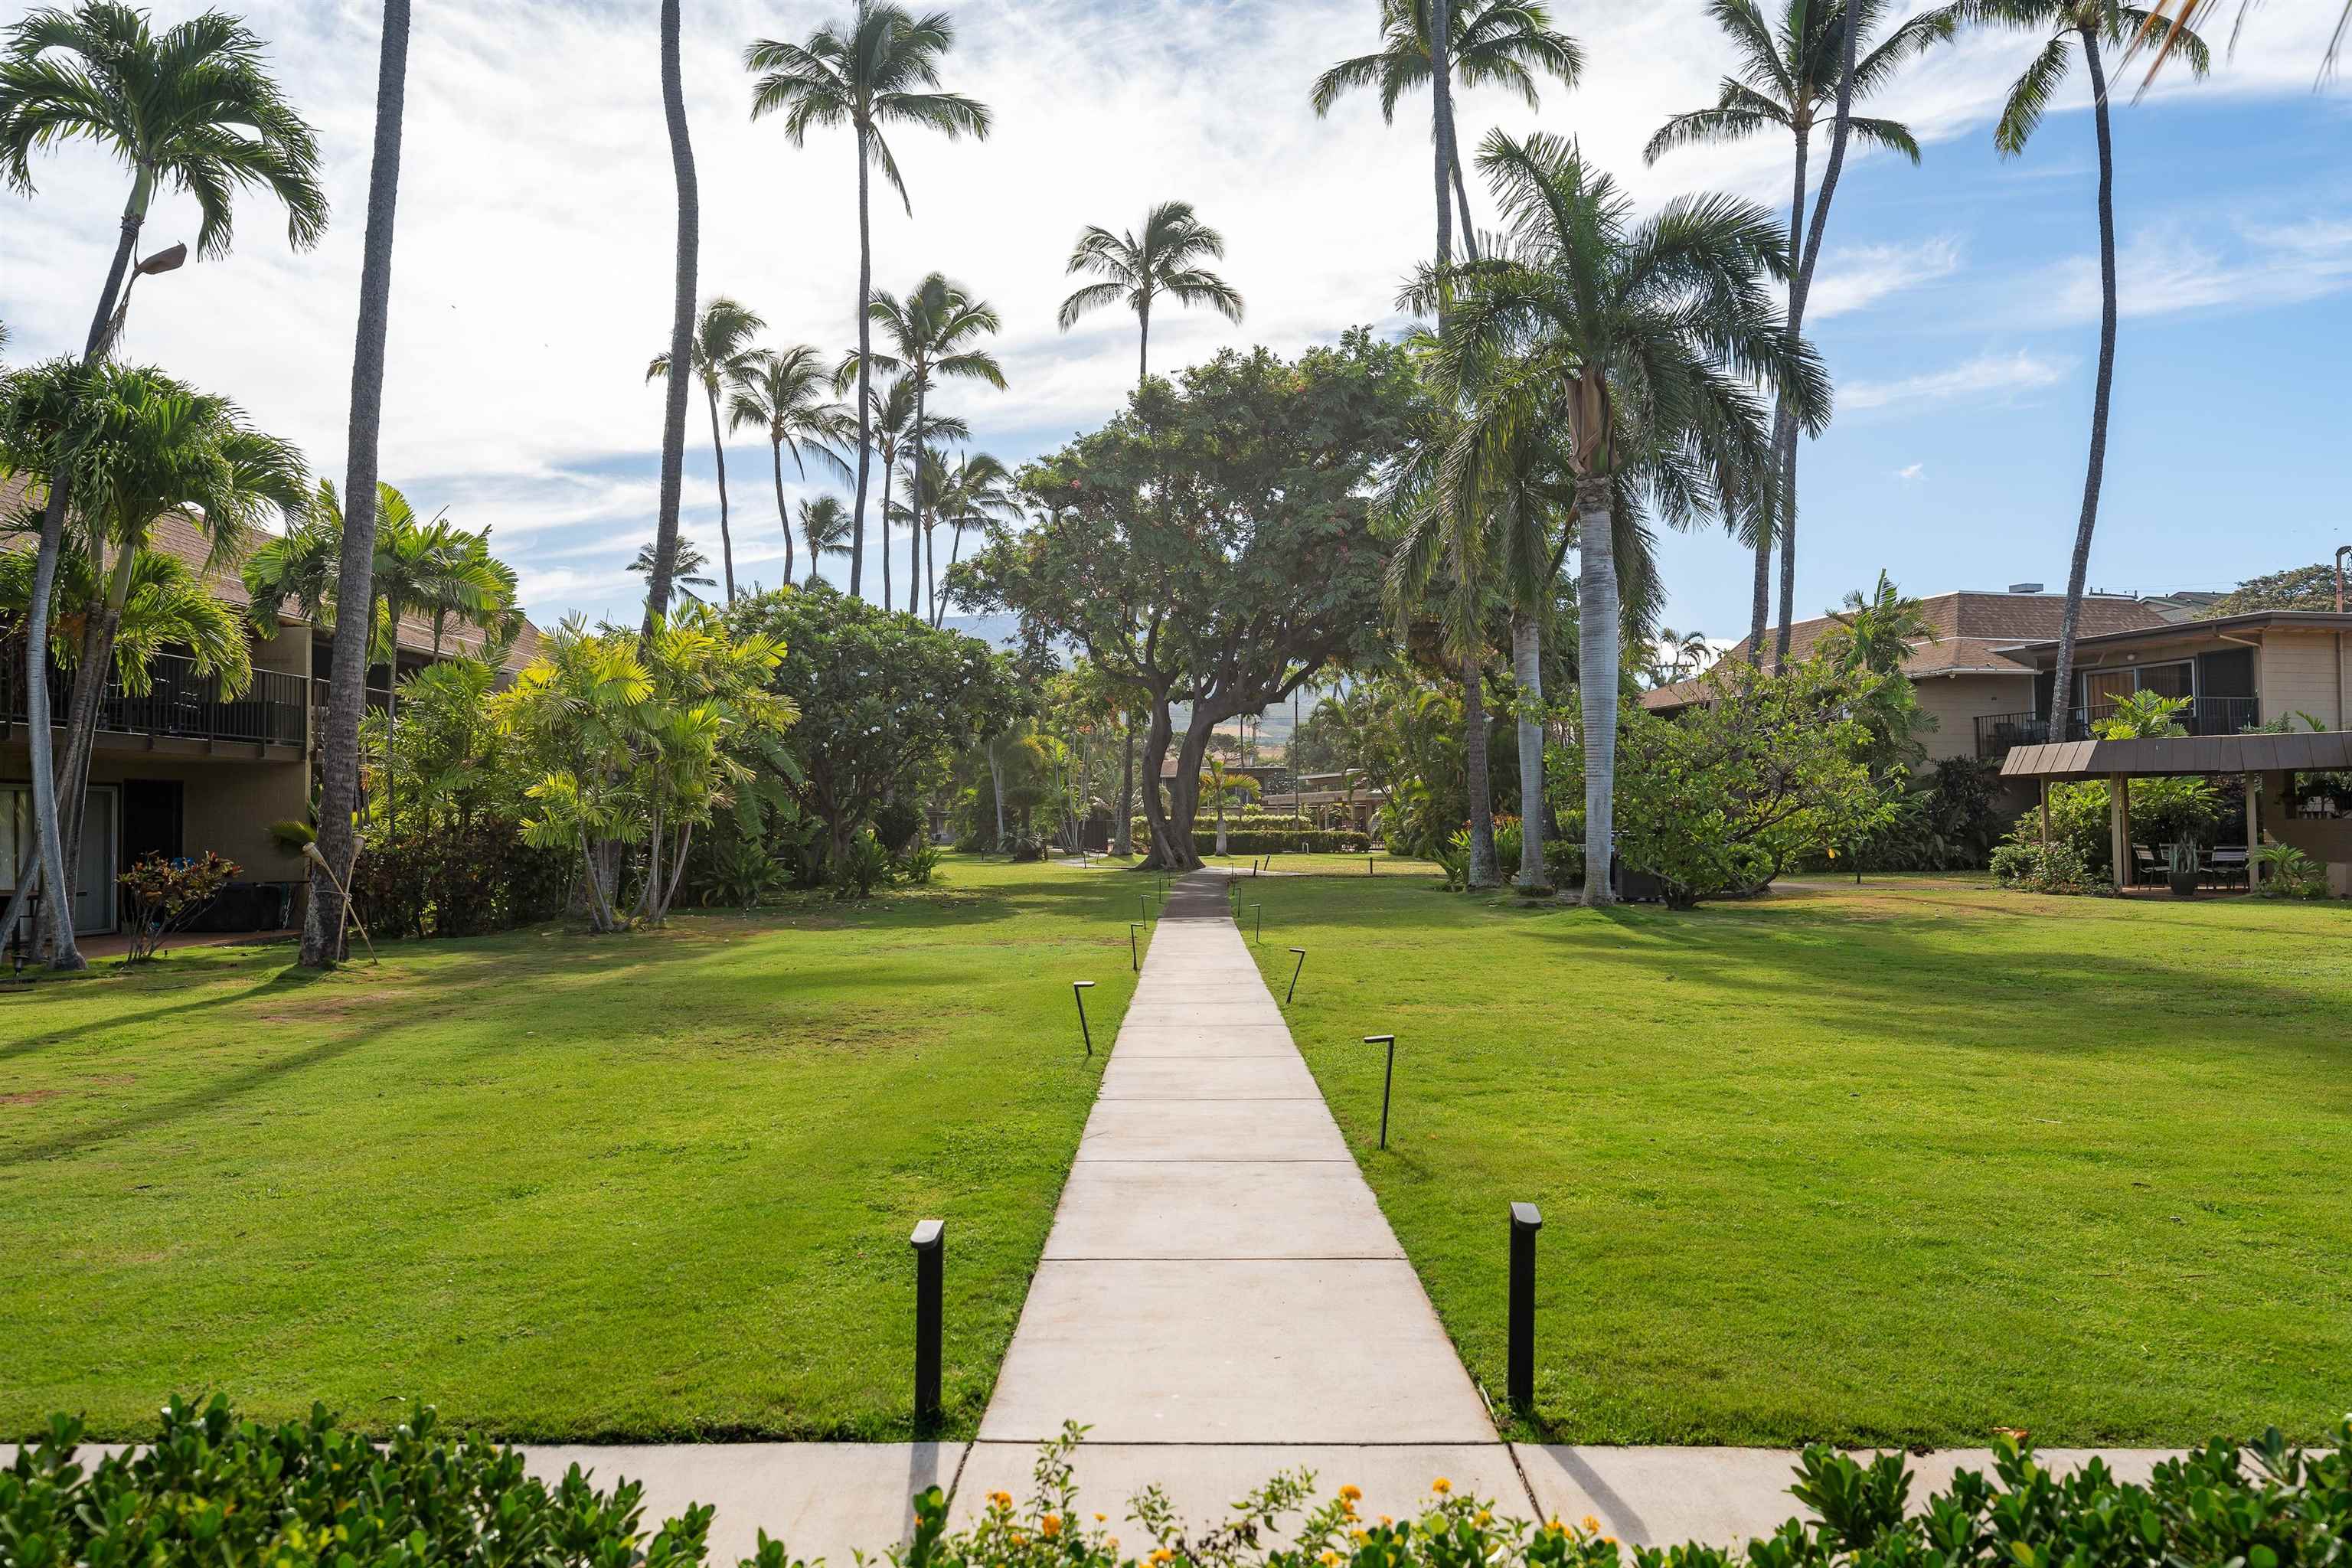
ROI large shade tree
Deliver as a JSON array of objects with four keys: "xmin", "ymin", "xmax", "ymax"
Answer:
[
  {"xmin": 956, "ymin": 331, "xmax": 1426, "ymax": 871},
  {"xmin": 746, "ymin": 3, "xmax": 991, "ymax": 601},
  {"xmin": 1411, "ymin": 131, "xmax": 1830, "ymax": 905},
  {"xmin": 1968, "ymin": 0, "xmax": 2204, "ymax": 744},
  {"xmin": 1645, "ymin": 0, "xmax": 1954, "ymax": 664},
  {"xmin": 1055, "ymin": 202, "xmax": 1245, "ymax": 384},
  {"xmin": 0, "ymin": 0, "xmax": 324, "ymax": 968},
  {"xmin": 647, "ymin": 296, "xmax": 766, "ymax": 602}
]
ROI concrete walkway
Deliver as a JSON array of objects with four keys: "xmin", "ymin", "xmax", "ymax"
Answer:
[{"xmin": 955, "ymin": 869, "xmax": 1523, "ymax": 1527}]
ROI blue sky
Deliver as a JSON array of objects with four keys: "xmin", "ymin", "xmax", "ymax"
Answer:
[{"xmin": 4, "ymin": 0, "xmax": 2347, "ymax": 644}]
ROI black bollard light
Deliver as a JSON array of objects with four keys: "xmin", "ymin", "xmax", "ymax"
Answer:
[
  {"xmin": 1364, "ymin": 1034, "xmax": 1396, "ymax": 1149},
  {"xmin": 1508, "ymin": 1202, "xmax": 1542, "ymax": 1413},
  {"xmin": 1252, "ymin": 903, "xmax": 1263, "ymax": 943},
  {"xmin": 1129, "ymin": 923, "xmax": 1142, "ymax": 971},
  {"xmin": 911, "ymin": 1218, "xmax": 945, "ymax": 1428},
  {"xmin": 1285, "ymin": 947, "xmax": 1306, "ymax": 1004},
  {"xmin": 1138, "ymin": 892, "xmax": 1151, "ymax": 923},
  {"xmin": 1368, "ymin": 854, "xmax": 1376, "ymax": 877},
  {"xmin": 1072, "ymin": 981, "xmax": 1096, "ymax": 1056}
]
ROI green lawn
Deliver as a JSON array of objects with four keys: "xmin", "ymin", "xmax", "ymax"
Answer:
[
  {"xmin": 1244, "ymin": 870, "xmax": 2352, "ymax": 1448},
  {"xmin": 0, "ymin": 856, "xmax": 1140, "ymax": 1442}
]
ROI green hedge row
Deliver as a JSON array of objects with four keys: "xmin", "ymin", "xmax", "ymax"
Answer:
[
  {"xmin": 1129, "ymin": 820, "xmax": 1371, "ymax": 854},
  {"xmin": 8, "ymin": 1399, "xmax": 2350, "ymax": 1568}
]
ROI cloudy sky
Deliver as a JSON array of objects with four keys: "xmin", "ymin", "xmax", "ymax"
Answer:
[{"xmin": 5, "ymin": 0, "xmax": 2349, "ymax": 645}]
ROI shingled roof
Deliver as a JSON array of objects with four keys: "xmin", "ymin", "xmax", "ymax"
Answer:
[{"xmin": 2, "ymin": 471, "xmax": 540, "ymax": 672}]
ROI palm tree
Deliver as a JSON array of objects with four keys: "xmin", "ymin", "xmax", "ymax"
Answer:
[
  {"xmin": 1824, "ymin": 570, "xmax": 1933, "ymax": 675},
  {"xmin": 746, "ymin": 3, "xmax": 992, "ymax": 601},
  {"xmin": 798, "ymin": 495, "xmax": 851, "ymax": 584},
  {"xmin": 647, "ymin": 297, "xmax": 765, "ymax": 602},
  {"xmin": 47, "ymin": 366, "xmax": 306, "ymax": 887},
  {"xmin": 926, "ymin": 449, "xmax": 1013, "ymax": 626},
  {"xmin": 1310, "ymin": 0, "xmax": 1582, "ymax": 257},
  {"xmin": 1056, "ymin": 203, "xmax": 1246, "ymax": 384},
  {"xmin": 1412, "ymin": 130, "xmax": 1829, "ymax": 905},
  {"xmin": 848, "ymin": 273, "xmax": 1004, "ymax": 614},
  {"xmin": 1969, "ymin": 0, "xmax": 2203, "ymax": 743},
  {"xmin": 1646, "ymin": 0, "xmax": 1954, "ymax": 665},
  {"xmin": 2118, "ymin": 0, "xmax": 2341, "ymax": 90},
  {"xmin": 2, "ymin": 544, "xmax": 254, "ymax": 705},
  {"xmin": 860, "ymin": 375, "xmax": 969, "ymax": 616},
  {"xmin": 629, "ymin": 537, "xmax": 717, "ymax": 604},
  {"xmin": 727, "ymin": 344, "xmax": 852, "ymax": 584},
  {"xmin": 310, "ymin": 0, "xmax": 409, "ymax": 965},
  {"xmin": 0, "ymin": 0, "xmax": 325, "ymax": 969}
]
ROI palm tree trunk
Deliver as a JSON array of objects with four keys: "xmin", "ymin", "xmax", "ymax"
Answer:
[
  {"xmin": 1447, "ymin": 120, "xmax": 1480, "ymax": 261},
  {"xmin": 1576, "ymin": 474, "xmax": 1619, "ymax": 906},
  {"xmin": 302, "ymin": 0, "xmax": 409, "ymax": 969},
  {"xmin": 987, "ymin": 736, "xmax": 1006, "ymax": 849},
  {"xmin": 1462, "ymin": 648, "xmax": 1498, "ymax": 887},
  {"xmin": 772, "ymin": 439, "xmax": 793, "ymax": 583},
  {"xmin": 1776, "ymin": 8, "xmax": 1863, "ymax": 668},
  {"xmin": 1117, "ymin": 720, "xmax": 1135, "ymax": 856},
  {"xmin": 851, "ymin": 128, "xmax": 874, "ymax": 600},
  {"xmin": 939, "ymin": 519, "xmax": 966, "ymax": 628},
  {"xmin": 924, "ymin": 518, "xmax": 936, "ymax": 625},
  {"xmin": 908, "ymin": 381, "xmax": 926, "ymax": 617},
  {"xmin": 2051, "ymin": 24, "xmax": 2120, "ymax": 748},
  {"xmin": 4, "ymin": 162, "xmax": 157, "ymax": 967},
  {"xmin": 704, "ymin": 380, "xmax": 735, "ymax": 601},
  {"xmin": 880, "ymin": 469, "xmax": 893, "ymax": 610},
  {"xmin": 643, "ymin": 0, "xmax": 697, "ymax": 638},
  {"xmin": 1137, "ymin": 299, "xmax": 1150, "ymax": 385},
  {"xmin": 1429, "ymin": 0, "xmax": 1456, "ymax": 269},
  {"xmin": 1511, "ymin": 609, "xmax": 1546, "ymax": 888},
  {"xmin": 54, "ymin": 541, "xmax": 142, "ymax": 887},
  {"xmin": 1756, "ymin": 123, "xmax": 1809, "ymax": 666}
]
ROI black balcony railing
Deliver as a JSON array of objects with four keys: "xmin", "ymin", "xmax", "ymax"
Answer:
[
  {"xmin": 3, "ymin": 648, "xmax": 309, "ymax": 748},
  {"xmin": 1975, "ymin": 696, "xmax": 2262, "ymax": 760}
]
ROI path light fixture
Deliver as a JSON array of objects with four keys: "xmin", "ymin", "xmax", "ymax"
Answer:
[
  {"xmin": 1129, "ymin": 923, "xmax": 1142, "ymax": 972},
  {"xmin": 1369, "ymin": 854, "xmax": 1377, "ymax": 877},
  {"xmin": 1508, "ymin": 1203, "xmax": 1542, "ymax": 1413},
  {"xmin": 1365, "ymin": 1034, "xmax": 1396, "ymax": 1149},
  {"xmin": 1072, "ymin": 981, "xmax": 1097, "ymax": 1056},
  {"xmin": 1251, "ymin": 903, "xmax": 1263, "ymax": 943},
  {"xmin": 910, "ymin": 1219, "xmax": 945, "ymax": 1429},
  {"xmin": 1138, "ymin": 893, "xmax": 1152, "ymax": 924},
  {"xmin": 1285, "ymin": 947, "xmax": 1306, "ymax": 1004}
]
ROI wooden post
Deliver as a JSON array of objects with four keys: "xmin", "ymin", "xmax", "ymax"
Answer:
[
  {"xmin": 2109, "ymin": 773, "xmax": 2131, "ymax": 892},
  {"xmin": 2246, "ymin": 771, "xmax": 2262, "ymax": 891},
  {"xmin": 2040, "ymin": 779, "xmax": 2051, "ymax": 848}
]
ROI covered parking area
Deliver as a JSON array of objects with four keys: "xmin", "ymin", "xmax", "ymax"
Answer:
[{"xmin": 2001, "ymin": 730, "xmax": 2352, "ymax": 893}]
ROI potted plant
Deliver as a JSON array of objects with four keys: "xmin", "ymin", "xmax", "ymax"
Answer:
[{"xmin": 2165, "ymin": 840, "xmax": 2202, "ymax": 898}]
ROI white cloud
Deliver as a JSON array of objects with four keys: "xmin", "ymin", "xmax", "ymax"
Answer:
[
  {"xmin": 1809, "ymin": 237, "xmax": 1964, "ymax": 319},
  {"xmin": 1896, "ymin": 462, "xmax": 1926, "ymax": 481},
  {"xmin": 1, "ymin": 0, "xmax": 2341, "ymax": 622},
  {"xmin": 2029, "ymin": 214, "xmax": 2352, "ymax": 325},
  {"xmin": 1843, "ymin": 350, "xmax": 2074, "ymax": 412}
]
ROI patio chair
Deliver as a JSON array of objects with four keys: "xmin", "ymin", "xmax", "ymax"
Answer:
[
  {"xmin": 2131, "ymin": 844, "xmax": 2165, "ymax": 887},
  {"xmin": 2210, "ymin": 847, "xmax": 2249, "ymax": 890}
]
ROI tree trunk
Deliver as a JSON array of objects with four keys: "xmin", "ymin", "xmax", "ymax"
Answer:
[
  {"xmin": 988, "ymin": 737, "xmax": 1006, "ymax": 850},
  {"xmin": 1776, "ymin": 6, "xmax": 1862, "ymax": 668},
  {"xmin": 850, "ymin": 128, "xmax": 874, "ymax": 600},
  {"xmin": 939, "ymin": 521, "xmax": 965, "ymax": 628},
  {"xmin": 1165, "ymin": 720, "xmax": 1217, "ymax": 873},
  {"xmin": 772, "ymin": 439, "xmax": 794, "ymax": 584},
  {"xmin": 704, "ymin": 379, "xmax": 735, "ymax": 601},
  {"xmin": 1511, "ymin": 609, "xmax": 1546, "ymax": 889},
  {"xmin": 302, "ymin": 0, "xmax": 409, "ymax": 969},
  {"xmin": 1756, "ymin": 119, "xmax": 1808, "ymax": 665},
  {"xmin": 1462, "ymin": 649, "xmax": 1498, "ymax": 887},
  {"xmin": 54, "ymin": 542, "xmax": 141, "ymax": 883},
  {"xmin": 1577, "ymin": 475, "xmax": 1620, "ymax": 906},
  {"xmin": 1214, "ymin": 769, "xmax": 1228, "ymax": 855},
  {"xmin": 643, "ymin": 0, "xmax": 697, "ymax": 638},
  {"xmin": 1429, "ymin": 0, "xmax": 1455, "ymax": 270},
  {"xmin": 1117, "ymin": 720, "xmax": 1136, "ymax": 856},
  {"xmin": 1447, "ymin": 118, "xmax": 1480, "ymax": 260},
  {"xmin": 908, "ymin": 381, "xmax": 926, "ymax": 617},
  {"xmin": 1137, "ymin": 299, "xmax": 1150, "ymax": 385},
  {"xmin": 2050, "ymin": 24, "xmax": 2120, "ymax": 750},
  {"xmin": 1136, "ymin": 695, "xmax": 1187, "ymax": 870}
]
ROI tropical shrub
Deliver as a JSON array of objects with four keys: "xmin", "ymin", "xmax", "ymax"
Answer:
[
  {"xmin": 1194, "ymin": 829, "xmax": 1369, "ymax": 855},
  {"xmin": 11, "ymin": 1400, "xmax": 2352, "ymax": 1568},
  {"xmin": 832, "ymin": 829, "xmax": 893, "ymax": 898},
  {"xmin": 1989, "ymin": 841, "xmax": 2109, "ymax": 897},
  {"xmin": 348, "ymin": 822, "xmax": 573, "ymax": 938},
  {"xmin": 2254, "ymin": 843, "xmax": 2331, "ymax": 899},
  {"xmin": 1849, "ymin": 758, "xmax": 2014, "ymax": 872},
  {"xmin": 896, "ymin": 843, "xmax": 946, "ymax": 884},
  {"xmin": 1008, "ymin": 836, "xmax": 1048, "ymax": 863},
  {"xmin": 697, "ymin": 838, "xmax": 795, "ymax": 911},
  {"xmin": 874, "ymin": 799, "xmax": 926, "ymax": 855},
  {"xmin": 116, "ymin": 851, "xmax": 238, "ymax": 961},
  {"xmin": 1999, "ymin": 778, "xmax": 2222, "ymax": 879}
]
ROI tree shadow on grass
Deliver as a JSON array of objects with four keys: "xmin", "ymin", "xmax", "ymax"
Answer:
[{"xmin": 0, "ymin": 962, "xmax": 333, "ymax": 1061}]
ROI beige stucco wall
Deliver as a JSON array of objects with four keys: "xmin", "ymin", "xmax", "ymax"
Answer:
[
  {"xmin": 1908, "ymin": 672, "xmax": 2037, "ymax": 762},
  {"xmin": 2256, "ymin": 630, "xmax": 2349, "ymax": 729},
  {"xmin": 82, "ymin": 751, "xmax": 312, "ymax": 884}
]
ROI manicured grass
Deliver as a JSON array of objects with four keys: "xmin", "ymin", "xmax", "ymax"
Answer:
[
  {"xmin": 1245, "ymin": 870, "xmax": 2352, "ymax": 1447},
  {"xmin": 0, "ymin": 857, "xmax": 1142, "ymax": 1442}
]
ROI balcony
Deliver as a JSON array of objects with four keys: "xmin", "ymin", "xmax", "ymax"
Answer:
[
  {"xmin": 3, "ymin": 649, "xmax": 310, "ymax": 751},
  {"xmin": 1975, "ymin": 696, "xmax": 2262, "ymax": 760}
]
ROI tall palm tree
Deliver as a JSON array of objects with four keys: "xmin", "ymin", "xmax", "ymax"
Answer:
[
  {"xmin": 1971, "ymin": 0, "xmax": 2204, "ymax": 743},
  {"xmin": 859, "ymin": 375, "xmax": 969, "ymax": 616},
  {"xmin": 647, "ymin": 296, "xmax": 765, "ymax": 602},
  {"xmin": 644, "ymin": 0, "xmax": 700, "ymax": 641},
  {"xmin": 2118, "ymin": 0, "xmax": 2341, "ymax": 90},
  {"xmin": 1310, "ymin": 0, "xmax": 1582, "ymax": 256},
  {"xmin": 1646, "ymin": 0, "xmax": 1954, "ymax": 665},
  {"xmin": 1824, "ymin": 569, "xmax": 1933, "ymax": 674},
  {"xmin": 798, "ymin": 495, "xmax": 851, "ymax": 584},
  {"xmin": 310, "ymin": 0, "xmax": 408, "ymax": 965},
  {"xmin": 746, "ymin": 3, "xmax": 991, "ymax": 601},
  {"xmin": 1056, "ymin": 203, "xmax": 1246, "ymax": 384},
  {"xmin": 849, "ymin": 273, "xmax": 1004, "ymax": 614},
  {"xmin": 0, "ymin": 0, "xmax": 325, "ymax": 969},
  {"xmin": 926, "ymin": 449, "xmax": 1013, "ymax": 626},
  {"xmin": 629, "ymin": 537, "xmax": 718, "ymax": 604},
  {"xmin": 727, "ymin": 344, "xmax": 852, "ymax": 584},
  {"xmin": 1412, "ymin": 130, "xmax": 1829, "ymax": 905}
]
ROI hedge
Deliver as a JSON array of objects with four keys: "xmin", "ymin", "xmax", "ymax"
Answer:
[
  {"xmin": 8, "ymin": 1398, "xmax": 2350, "ymax": 1568},
  {"xmin": 1129, "ymin": 820, "xmax": 1371, "ymax": 855}
]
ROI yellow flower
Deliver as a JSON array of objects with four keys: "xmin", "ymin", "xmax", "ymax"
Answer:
[
  {"xmin": 1547, "ymin": 1518, "xmax": 1564, "ymax": 1535},
  {"xmin": 1475, "ymin": 1511, "xmax": 1491, "ymax": 1527},
  {"xmin": 1581, "ymin": 1515, "xmax": 1602, "ymax": 1536},
  {"xmin": 1430, "ymin": 1478, "xmax": 1451, "ymax": 1495},
  {"xmin": 1321, "ymin": 1555, "xmax": 1340, "ymax": 1566},
  {"xmin": 989, "ymin": 1491, "xmax": 1014, "ymax": 1512},
  {"xmin": 1338, "ymin": 1485, "xmax": 1364, "ymax": 1504},
  {"xmin": 1107, "ymin": 1540, "xmax": 1119, "ymax": 1553},
  {"xmin": 1149, "ymin": 1550, "xmax": 1174, "ymax": 1566},
  {"xmin": 1095, "ymin": 1514, "xmax": 1108, "ymax": 1524},
  {"xmin": 1041, "ymin": 1514, "xmax": 1063, "ymax": 1538},
  {"xmin": 1010, "ymin": 1534, "xmax": 1027, "ymax": 1547},
  {"xmin": 1351, "ymin": 1530, "xmax": 1368, "ymax": 1545}
]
